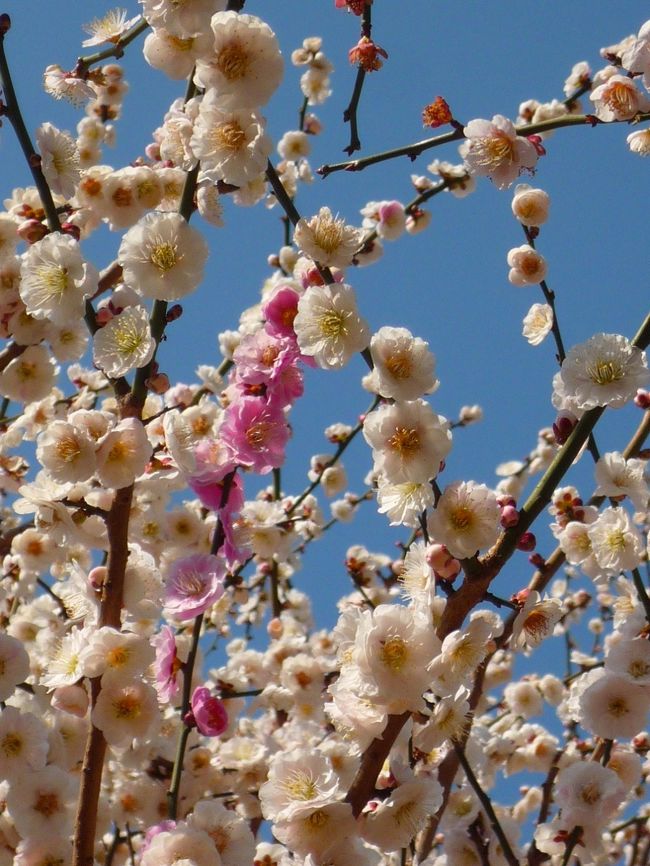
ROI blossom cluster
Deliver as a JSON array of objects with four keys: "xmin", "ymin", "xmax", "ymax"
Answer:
[{"xmin": 0, "ymin": 6, "xmax": 648, "ymax": 866}]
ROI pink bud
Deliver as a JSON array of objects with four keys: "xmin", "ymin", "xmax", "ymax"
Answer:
[
  {"xmin": 16, "ymin": 219, "xmax": 48, "ymax": 244},
  {"xmin": 634, "ymin": 389, "xmax": 650, "ymax": 409},
  {"xmin": 500, "ymin": 504, "xmax": 519, "ymax": 528},
  {"xmin": 426, "ymin": 543, "xmax": 461, "ymax": 580},
  {"xmin": 517, "ymin": 532, "xmax": 536, "ymax": 552},
  {"xmin": 61, "ymin": 222, "xmax": 81, "ymax": 242},
  {"xmin": 188, "ymin": 686, "xmax": 228, "ymax": 737},
  {"xmin": 88, "ymin": 565, "xmax": 107, "ymax": 590}
]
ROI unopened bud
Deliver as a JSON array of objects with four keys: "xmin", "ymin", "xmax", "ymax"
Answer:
[
  {"xmin": 500, "ymin": 504, "xmax": 519, "ymax": 528},
  {"xmin": 267, "ymin": 617, "xmax": 283, "ymax": 639},
  {"xmin": 516, "ymin": 531, "xmax": 536, "ymax": 551},
  {"xmin": 634, "ymin": 389, "xmax": 650, "ymax": 409},
  {"xmin": 61, "ymin": 222, "xmax": 81, "ymax": 241},
  {"xmin": 426, "ymin": 543, "xmax": 461, "ymax": 580},
  {"xmin": 166, "ymin": 304, "xmax": 183, "ymax": 323},
  {"xmin": 0, "ymin": 13, "xmax": 11, "ymax": 35},
  {"xmin": 88, "ymin": 565, "xmax": 107, "ymax": 590},
  {"xmin": 146, "ymin": 372, "xmax": 170, "ymax": 394},
  {"xmin": 16, "ymin": 218, "xmax": 47, "ymax": 244},
  {"xmin": 553, "ymin": 412, "xmax": 577, "ymax": 445}
]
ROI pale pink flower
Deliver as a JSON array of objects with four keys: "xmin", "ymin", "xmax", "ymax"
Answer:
[
  {"xmin": 511, "ymin": 184, "xmax": 550, "ymax": 226},
  {"xmin": 293, "ymin": 207, "xmax": 363, "ymax": 269},
  {"xmin": 590, "ymin": 74, "xmax": 650, "ymax": 121},
  {"xmin": 152, "ymin": 624, "xmax": 182, "ymax": 702},
  {"xmin": 507, "ymin": 244, "xmax": 547, "ymax": 286},
  {"xmin": 293, "ymin": 282, "xmax": 369, "ymax": 369},
  {"xmin": 163, "ymin": 553, "xmax": 226, "ymax": 621},
  {"xmin": 82, "ymin": 8, "xmax": 140, "ymax": 46},
  {"xmin": 460, "ymin": 115, "xmax": 539, "ymax": 189}
]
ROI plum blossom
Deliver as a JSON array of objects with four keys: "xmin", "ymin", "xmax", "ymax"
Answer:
[
  {"xmin": 460, "ymin": 115, "xmax": 539, "ymax": 189},
  {"xmin": 163, "ymin": 553, "xmax": 226, "ymax": 621}
]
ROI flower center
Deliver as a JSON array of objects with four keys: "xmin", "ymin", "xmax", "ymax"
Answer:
[
  {"xmin": 580, "ymin": 782, "xmax": 602, "ymax": 805},
  {"xmin": 34, "ymin": 791, "xmax": 62, "ymax": 818},
  {"xmin": 629, "ymin": 659, "xmax": 650, "ymax": 679},
  {"xmin": 283, "ymin": 770, "xmax": 317, "ymax": 801},
  {"xmin": 605, "ymin": 529, "xmax": 627, "ymax": 552},
  {"xmin": 472, "ymin": 133, "xmax": 515, "ymax": 168},
  {"xmin": 107, "ymin": 646, "xmax": 130, "ymax": 668},
  {"xmin": 213, "ymin": 121, "xmax": 247, "ymax": 154},
  {"xmin": 246, "ymin": 421, "xmax": 274, "ymax": 448},
  {"xmin": 149, "ymin": 241, "xmax": 179, "ymax": 273},
  {"xmin": 385, "ymin": 352, "xmax": 412, "ymax": 379},
  {"xmin": 380, "ymin": 635, "xmax": 408, "ymax": 671},
  {"xmin": 216, "ymin": 41, "xmax": 250, "ymax": 81},
  {"xmin": 587, "ymin": 359, "xmax": 623, "ymax": 386},
  {"xmin": 313, "ymin": 217, "xmax": 344, "ymax": 254},
  {"xmin": 179, "ymin": 570, "xmax": 206, "ymax": 596},
  {"xmin": 387, "ymin": 426, "xmax": 420, "ymax": 457},
  {"xmin": 56, "ymin": 435, "xmax": 82, "ymax": 463},
  {"xmin": 1, "ymin": 732, "xmax": 22, "ymax": 757},
  {"xmin": 113, "ymin": 693, "xmax": 142, "ymax": 720},
  {"xmin": 606, "ymin": 83, "xmax": 636, "ymax": 115},
  {"xmin": 35, "ymin": 265, "xmax": 69, "ymax": 300},
  {"xmin": 607, "ymin": 697, "xmax": 629, "ymax": 718},
  {"xmin": 448, "ymin": 505, "xmax": 473, "ymax": 531},
  {"xmin": 318, "ymin": 309, "xmax": 346, "ymax": 338},
  {"xmin": 114, "ymin": 320, "xmax": 146, "ymax": 356}
]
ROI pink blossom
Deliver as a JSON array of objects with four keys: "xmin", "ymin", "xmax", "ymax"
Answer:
[
  {"xmin": 263, "ymin": 286, "xmax": 301, "ymax": 340},
  {"xmin": 188, "ymin": 686, "xmax": 229, "ymax": 736},
  {"xmin": 220, "ymin": 396, "xmax": 290, "ymax": 473},
  {"xmin": 233, "ymin": 331, "xmax": 296, "ymax": 385},
  {"xmin": 163, "ymin": 554, "xmax": 226, "ymax": 621},
  {"xmin": 151, "ymin": 625, "xmax": 182, "ymax": 702}
]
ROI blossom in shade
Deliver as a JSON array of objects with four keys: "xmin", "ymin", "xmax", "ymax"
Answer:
[
  {"xmin": 93, "ymin": 304, "xmax": 155, "ymax": 378},
  {"xmin": 0, "ymin": 344, "xmax": 58, "ymax": 403},
  {"xmin": 460, "ymin": 115, "xmax": 539, "ymax": 189},
  {"xmin": 194, "ymin": 12, "xmax": 283, "ymax": 108},
  {"xmin": 6, "ymin": 765, "xmax": 76, "ymax": 838},
  {"xmin": 553, "ymin": 333, "xmax": 649, "ymax": 413},
  {"xmin": 95, "ymin": 417, "xmax": 152, "ymax": 488},
  {"xmin": 554, "ymin": 761, "xmax": 626, "ymax": 827},
  {"xmin": 140, "ymin": 826, "xmax": 221, "ymax": 866},
  {"xmin": 163, "ymin": 553, "xmax": 226, "ymax": 621},
  {"xmin": 579, "ymin": 671, "xmax": 650, "ymax": 739},
  {"xmin": 293, "ymin": 207, "xmax": 363, "ymax": 269},
  {"xmin": 188, "ymin": 686, "xmax": 229, "ymax": 736},
  {"xmin": 118, "ymin": 212, "xmax": 208, "ymax": 301},
  {"xmin": 92, "ymin": 679, "xmax": 159, "ymax": 747},
  {"xmin": 293, "ymin": 282, "xmax": 370, "ymax": 369},
  {"xmin": 0, "ymin": 707, "xmax": 49, "ymax": 778}
]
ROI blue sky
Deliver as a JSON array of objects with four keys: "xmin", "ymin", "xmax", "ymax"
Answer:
[{"xmin": 2, "ymin": 0, "xmax": 649, "ymax": 631}]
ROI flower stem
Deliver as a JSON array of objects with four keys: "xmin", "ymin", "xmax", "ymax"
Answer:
[{"xmin": 167, "ymin": 612, "xmax": 204, "ymax": 820}]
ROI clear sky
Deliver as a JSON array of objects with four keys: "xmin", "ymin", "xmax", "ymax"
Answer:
[{"xmin": 2, "ymin": 0, "xmax": 648, "ymax": 627}]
